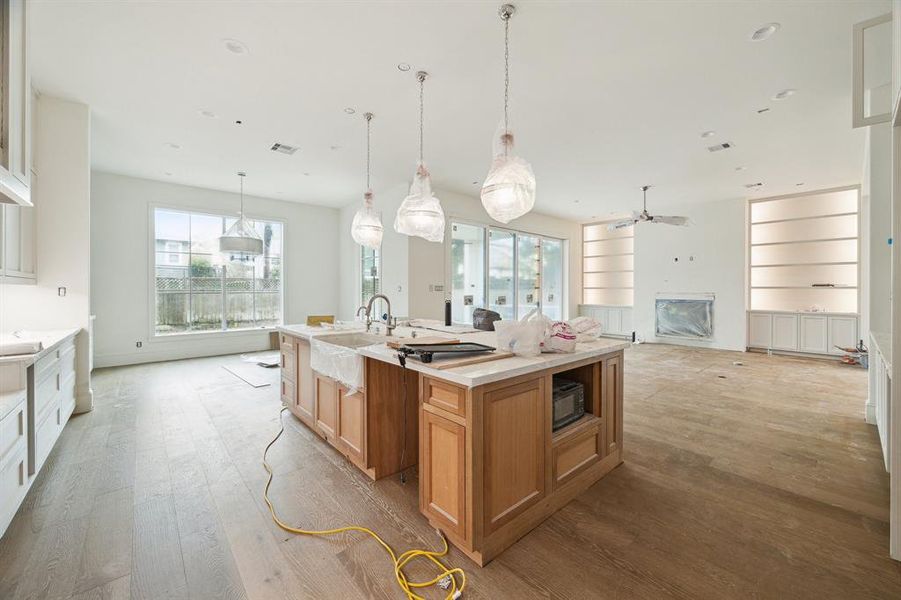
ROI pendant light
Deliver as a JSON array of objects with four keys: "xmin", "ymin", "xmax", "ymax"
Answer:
[
  {"xmin": 480, "ymin": 3, "xmax": 536, "ymax": 224},
  {"xmin": 219, "ymin": 171, "xmax": 263, "ymax": 262},
  {"xmin": 394, "ymin": 70, "xmax": 445, "ymax": 243},
  {"xmin": 351, "ymin": 112, "xmax": 383, "ymax": 249}
]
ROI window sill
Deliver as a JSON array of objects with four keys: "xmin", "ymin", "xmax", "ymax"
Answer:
[{"xmin": 151, "ymin": 326, "xmax": 278, "ymax": 342}]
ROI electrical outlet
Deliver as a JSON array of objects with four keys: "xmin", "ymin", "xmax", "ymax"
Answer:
[
  {"xmin": 136, "ymin": 341, "xmax": 143, "ymax": 348},
  {"xmin": 58, "ymin": 287, "xmax": 67, "ymax": 297}
]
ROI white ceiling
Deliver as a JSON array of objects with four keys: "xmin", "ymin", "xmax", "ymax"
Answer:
[{"xmin": 30, "ymin": 0, "xmax": 891, "ymax": 221}]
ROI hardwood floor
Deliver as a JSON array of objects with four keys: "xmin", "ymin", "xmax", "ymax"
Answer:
[{"xmin": 1, "ymin": 344, "xmax": 899, "ymax": 599}]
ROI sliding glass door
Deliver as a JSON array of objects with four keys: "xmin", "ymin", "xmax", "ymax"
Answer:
[{"xmin": 450, "ymin": 221, "xmax": 566, "ymax": 324}]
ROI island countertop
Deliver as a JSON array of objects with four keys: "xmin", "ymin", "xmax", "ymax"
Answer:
[{"xmin": 276, "ymin": 324, "xmax": 630, "ymax": 388}]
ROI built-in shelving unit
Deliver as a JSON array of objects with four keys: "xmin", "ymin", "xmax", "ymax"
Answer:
[
  {"xmin": 747, "ymin": 187, "xmax": 861, "ymax": 357},
  {"xmin": 749, "ymin": 187, "xmax": 859, "ymax": 313},
  {"xmin": 582, "ymin": 222, "xmax": 633, "ymax": 307}
]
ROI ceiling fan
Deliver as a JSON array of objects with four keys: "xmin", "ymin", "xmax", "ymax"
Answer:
[{"xmin": 607, "ymin": 185, "xmax": 689, "ymax": 231}]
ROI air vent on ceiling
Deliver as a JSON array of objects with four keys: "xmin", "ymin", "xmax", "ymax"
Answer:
[
  {"xmin": 744, "ymin": 182, "xmax": 764, "ymax": 189},
  {"xmin": 270, "ymin": 142, "xmax": 298, "ymax": 155},
  {"xmin": 707, "ymin": 142, "xmax": 734, "ymax": 153}
]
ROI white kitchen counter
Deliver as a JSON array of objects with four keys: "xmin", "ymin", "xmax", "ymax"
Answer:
[
  {"xmin": 0, "ymin": 328, "xmax": 80, "ymax": 366},
  {"xmin": 277, "ymin": 324, "xmax": 630, "ymax": 389}
]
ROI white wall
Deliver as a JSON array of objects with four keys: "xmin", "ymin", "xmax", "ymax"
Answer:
[
  {"xmin": 0, "ymin": 96, "xmax": 93, "ymax": 411},
  {"xmin": 633, "ymin": 198, "xmax": 747, "ymax": 352},
  {"xmin": 91, "ymin": 172, "xmax": 340, "ymax": 367},
  {"xmin": 338, "ymin": 186, "xmax": 581, "ymax": 322}
]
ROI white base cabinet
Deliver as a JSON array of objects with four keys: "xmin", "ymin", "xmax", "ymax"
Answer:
[
  {"xmin": 747, "ymin": 311, "xmax": 859, "ymax": 357},
  {"xmin": 578, "ymin": 305, "xmax": 633, "ymax": 338},
  {"xmin": 0, "ymin": 392, "xmax": 27, "ymax": 535}
]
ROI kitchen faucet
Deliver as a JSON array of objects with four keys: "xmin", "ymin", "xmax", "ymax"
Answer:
[{"xmin": 362, "ymin": 294, "xmax": 396, "ymax": 336}]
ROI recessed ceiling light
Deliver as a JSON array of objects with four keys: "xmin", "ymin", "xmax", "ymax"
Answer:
[
  {"xmin": 574, "ymin": 199, "xmax": 580, "ymax": 204},
  {"xmin": 735, "ymin": 166, "xmax": 746, "ymax": 171},
  {"xmin": 222, "ymin": 38, "xmax": 249, "ymax": 54},
  {"xmin": 344, "ymin": 107, "xmax": 355, "ymax": 114},
  {"xmin": 199, "ymin": 109, "xmax": 217, "ymax": 118},
  {"xmin": 750, "ymin": 23, "xmax": 780, "ymax": 42},
  {"xmin": 772, "ymin": 88, "xmax": 796, "ymax": 100},
  {"xmin": 235, "ymin": 119, "xmax": 243, "ymax": 125},
  {"xmin": 796, "ymin": 182, "xmax": 805, "ymax": 186},
  {"xmin": 472, "ymin": 181, "xmax": 479, "ymax": 185},
  {"xmin": 330, "ymin": 145, "xmax": 340, "ymax": 151},
  {"xmin": 164, "ymin": 171, "xmax": 173, "ymax": 176},
  {"xmin": 303, "ymin": 172, "xmax": 310, "ymax": 176},
  {"xmin": 165, "ymin": 142, "xmax": 181, "ymax": 149},
  {"xmin": 701, "ymin": 130, "xmax": 716, "ymax": 138},
  {"xmin": 397, "ymin": 63, "xmax": 411, "ymax": 72},
  {"xmin": 756, "ymin": 107, "xmax": 770, "ymax": 114}
]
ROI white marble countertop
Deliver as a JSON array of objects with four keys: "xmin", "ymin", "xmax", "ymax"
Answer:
[
  {"xmin": 870, "ymin": 331, "xmax": 892, "ymax": 373},
  {"xmin": 278, "ymin": 324, "xmax": 630, "ymax": 388},
  {"xmin": 0, "ymin": 328, "xmax": 80, "ymax": 366}
]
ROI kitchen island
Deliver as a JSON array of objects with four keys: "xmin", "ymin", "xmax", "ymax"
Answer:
[{"xmin": 277, "ymin": 324, "xmax": 628, "ymax": 565}]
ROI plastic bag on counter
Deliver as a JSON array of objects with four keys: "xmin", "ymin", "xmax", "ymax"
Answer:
[
  {"xmin": 494, "ymin": 316, "xmax": 544, "ymax": 357},
  {"xmin": 543, "ymin": 321, "xmax": 577, "ymax": 353},
  {"xmin": 568, "ymin": 316, "xmax": 603, "ymax": 342}
]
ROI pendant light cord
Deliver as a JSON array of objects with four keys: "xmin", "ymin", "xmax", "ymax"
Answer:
[
  {"xmin": 365, "ymin": 113, "xmax": 372, "ymax": 191},
  {"xmin": 504, "ymin": 15, "xmax": 510, "ymax": 137},
  {"xmin": 238, "ymin": 172, "xmax": 245, "ymax": 217},
  {"xmin": 418, "ymin": 72, "xmax": 425, "ymax": 165}
]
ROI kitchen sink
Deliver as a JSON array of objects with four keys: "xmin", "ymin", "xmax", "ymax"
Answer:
[
  {"xmin": 309, "ymin": 332, "xmax": 388, "ymax": 390},
  {"xmin": 315, "ymin": 332, "xmax": 387, "ymax": 349}
]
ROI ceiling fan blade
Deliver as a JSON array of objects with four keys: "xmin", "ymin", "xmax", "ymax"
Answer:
[
  {"xmin": 649, "ymin": 215, "xmax": 689, "ymax": 226},
  {"xmin": 606, "ymin": 219, "xmax": 636, "ymax": 231}
]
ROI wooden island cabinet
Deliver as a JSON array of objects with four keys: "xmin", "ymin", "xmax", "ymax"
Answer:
[
  {"xmin": 279, "ymin": 331, "xmax": 418, "ymax": 480},
  {"xmin": 278, "ymin": 326, "xmax": 627, "ymax": 565},
  {"xmin": 418, "ymin": 351, "xmax": 624, "ymax": 566}
]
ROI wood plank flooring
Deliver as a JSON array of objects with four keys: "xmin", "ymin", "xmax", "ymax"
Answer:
[{"xmin": 1, "ymin": 345, "xmax": 899, "ymax": 599}]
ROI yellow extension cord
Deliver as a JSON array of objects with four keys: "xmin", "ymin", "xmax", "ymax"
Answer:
[{"xmin": 263, "ymin": 407, "xmax": 467, "ymax": 600}]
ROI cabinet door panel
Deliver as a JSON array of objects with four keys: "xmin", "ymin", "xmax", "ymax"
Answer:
[
  {"xmin": 748, "ymin": 313, "xmax": 772, "ymax": 348},
  {"xmin": 828, "ymin": 317, "xmax": 858, "ymax": 355},
  {"xmin": 799, "ymin": 315, "xmax": 828, "ymax": 353},
  {"xmin": 315, "ymin": 375, "xmax": 338, "ymax": 438},
  {"xmin": 604, "ymin": 354, "xmax": 623, "ymax": 456},
  {"xmin": 3, "ymin": 205, "xmax": 21, "ymax": 272},
  {"xmin": 337, "ymin": 386, "xmax": 365, "ymax": 460},
  {"xmin": 420, "ymin": 411, "xmax": 466, "ymax": 539},
  {"xmin": 772, "ymin": 314, "xmax": 799, "ymax": 350},
  {"xmin": 482, "ymin": 377, "xmax": 545, "ymax": 533},
  {"xmin": 296, "ymin": 340, "xmax": 314, "ymax": 422}
]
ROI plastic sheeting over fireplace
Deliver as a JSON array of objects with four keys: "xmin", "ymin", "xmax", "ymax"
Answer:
[{"xmin": 655, "ymin": 294, "xmax": 714, "ymax": 339}]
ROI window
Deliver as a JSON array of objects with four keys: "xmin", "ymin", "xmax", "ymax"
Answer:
[
  {"xmin": 748, "ymin": 187, "xmax": 859, "ymax": 313},
  {"xmin": 450, "ymin": 221, "xmax": 566, "ymax": 323},
  {"xmin": 582, "ymin": 222, "xmax": 633, "ymax": 306},
  {"xmin": 153, "ymin": 208, "xmax": 284, "ymax": 335},
  {"xmin": 361, "ymin": 245, "xmax": 380, "ymax": 306}
]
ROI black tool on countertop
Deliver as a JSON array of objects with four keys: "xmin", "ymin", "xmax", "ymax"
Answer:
[
  {"xmin": 401, "ymin": 342, "xmax": 495, "ymax": 364},
  {"xmin": 444, "ymin": 298, "xmax": 452, "ymax": 326}
]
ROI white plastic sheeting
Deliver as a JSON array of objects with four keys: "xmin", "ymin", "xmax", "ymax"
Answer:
[
  {"xmin": 310, "ymin": 337, "xmax": 364, "ymax": 393},
  {"xmin": 655, "ymin": 298, "xmax": 713, "ymax": 339}
]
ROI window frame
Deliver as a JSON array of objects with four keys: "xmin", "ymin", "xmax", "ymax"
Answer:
[
  {"xmin": 359, "ymin": 244, "xmax": 381, "ymax": 307},
  {"xmin": 147, "ymin": 203, "xmax": 287, "ymax": 341},
  {"xmin": 445, "ymin": 217, "xmax": 568, "ymax": 324}
]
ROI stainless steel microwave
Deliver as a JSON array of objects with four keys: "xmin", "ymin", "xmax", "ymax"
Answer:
[{"xmin": 552, "ymin": 379, "xmax": 585, "ymax": 431}]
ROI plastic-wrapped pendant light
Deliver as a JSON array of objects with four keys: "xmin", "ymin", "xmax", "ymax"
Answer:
[
  {"xmin": 394, "ymin": 71, "xmax": 445, "ymax": 243},
  {"xmin": 219, "ymin": 172, "xmax": 263, "ymax": 262},
  {"xmin": 480, "ymin": 4, "xmax": 535, "ymax": 224},
  {"xmin": 351, "ymin": 112, "xmax": 383, "ymax": 249}
]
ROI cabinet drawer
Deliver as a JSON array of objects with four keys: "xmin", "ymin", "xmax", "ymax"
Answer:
[
  {"xmin": 59, "ymin": 345, "xmax": 76, "ymax": 380},
  {"xmin": 423, "ymin": 378, "xmax": 466, "ymax": 417},
  {"xmin": 34, "ymin": 403, "xmax": 62, "ymax": 474},
  {"xmin": 34, "ymin": 348, "xmax": 60, "ymax": 381},
  {"xmin": 0, "ymin": 399, "xmax": 26, "ymax": 465},
  {"xmin": 280, "ymin": 378, "xmax": 296, "ymax": 408},
  {"xmin": 0, "ymin": 445, "xmax": 27, "ymax": 531},
  {"xmin": 281, "ymin": 349, "xmax": 296, "ymax": 382},
  {"xmin": 34, "ymin": 369, "xmax": 61, "ymax": 425},
  {"xmin": 553, "ymin": 424, "xmax": 603, "ymax": 488}
]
